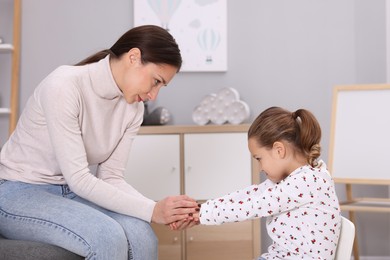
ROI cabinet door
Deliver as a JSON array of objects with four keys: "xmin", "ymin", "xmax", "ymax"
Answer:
[
  {"xmin": 151, "ymin": 223, "xmax": 182, "ymax": 260},
  {"xmin": 186, "ymin": 221, "xmax": 254, "ymax": 260},
  {"xmin": 184, "ymin": 133, "xmax": 251, "ymax": 200},
  {"xmin": 124, "ymin": 134, "xmax": 180, "ymax": 201}
]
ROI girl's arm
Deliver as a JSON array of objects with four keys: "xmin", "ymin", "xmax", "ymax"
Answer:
[{"xmin": 199, "ymin": 171, "xmax": 319, "ymax": 225}]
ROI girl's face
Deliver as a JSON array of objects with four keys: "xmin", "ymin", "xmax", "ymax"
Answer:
[
  {"xmin": 113, "ymin": 48, "xmax": 178, "ymax": 104},
  {"xmin": 248, "ymin": 138, "xmax": 289, "ymax": 183}
]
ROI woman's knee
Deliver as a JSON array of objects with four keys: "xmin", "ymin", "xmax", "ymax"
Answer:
[
  {"xmin": 103, "ymin": 222, "xmax": 129, "ymax": 248},
  {"xmin": 86, "ymin": 220, "xmax": 128, "ymax": 260},
  {"xmin": 130, "ymin": 218, "xmax": 157, "ymax": 245},
  {"xmin": 119, "ymin": 218, "xmax": 158, "ymax": 260},
  {"xmin": 141, "ymin": 221, "xmax": 158, "ymax": 249}
]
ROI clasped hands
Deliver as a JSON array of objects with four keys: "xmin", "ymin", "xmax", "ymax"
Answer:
[{"xmin": 151, "ymin": 195, "xmax": 200, "ymax": 231}]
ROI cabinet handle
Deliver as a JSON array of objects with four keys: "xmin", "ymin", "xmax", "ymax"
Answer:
[
  {"xmin": 188, "ymin": 236, "xmax": 194, "ymax": 242},
  {"xmin": 173, "ymin": 237, "xmax": 178, "ymax": 242},
  {"xmin": 171, "ymin": 167, "xmax": 176, "ymax": 172}
]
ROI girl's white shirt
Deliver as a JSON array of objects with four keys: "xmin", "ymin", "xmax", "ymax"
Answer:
[{"xmin": 200, "ymin": 160, "xmax": 341, "ymax": 259}]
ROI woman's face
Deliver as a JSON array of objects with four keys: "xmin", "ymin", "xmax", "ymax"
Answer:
[{"xmin": 113, "ymin": 48, "xmax": 178, "ymax": 104}]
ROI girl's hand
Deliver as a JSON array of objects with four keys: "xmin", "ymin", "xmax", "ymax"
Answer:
[
  {"xmin": 169, "ymin": 211, "xmax": 200, "ymax": 231},
  {"xmin": 169, "ymin": 218, "xmax": 200, "ymax": 231}
]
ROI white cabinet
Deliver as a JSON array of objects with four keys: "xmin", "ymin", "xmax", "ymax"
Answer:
[
  {"xmin": 184, "ymin": 133, "xmax": 251, "ymax": 200},
  {"xmin": 124, "ymin": 130, "xmax": 252, "ymax": 201},
  {"xmin": 124, "ymin": 134, "xmax": 181, "ymax": 200},
  {"xmin": 124, "ymin": 125, "xmax": 261, "ymax": 260}
]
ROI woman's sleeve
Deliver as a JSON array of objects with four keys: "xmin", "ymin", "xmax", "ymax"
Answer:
[
  {"xmin": 41, "ymin": 79, "xmax": 156, "ymax": 222},
  {"xmin": 95, "ymin": 105, "xmax": 152, "ymax": 201}
]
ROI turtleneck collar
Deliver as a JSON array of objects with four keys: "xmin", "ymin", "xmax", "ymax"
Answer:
[{"xmin": 88, "ymin": 54, "xmax": 123, "ymax": 100}]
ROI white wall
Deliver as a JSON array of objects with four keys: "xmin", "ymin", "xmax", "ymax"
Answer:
[{"xmin": 0, "ymin": 0, "xmax": 389, "ymax": 257}]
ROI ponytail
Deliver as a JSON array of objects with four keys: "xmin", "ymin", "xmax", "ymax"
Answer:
[
  {"xmin": 75, "ymin": 49, "xmax": 115, "ymax": 66},
  {"xmin": 292, "ymin": 109, "xmax": 322, "ymax": 166}
]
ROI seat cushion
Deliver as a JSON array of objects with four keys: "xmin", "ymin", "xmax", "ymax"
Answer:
[{"xmin": 0, "ymin": 234, "xmax": 84, "ymax": 260}]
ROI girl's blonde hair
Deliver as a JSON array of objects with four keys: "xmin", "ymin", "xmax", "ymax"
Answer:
[{"xmin": 248, "ymin": 107, "xmax": 321, "ymax": 167}]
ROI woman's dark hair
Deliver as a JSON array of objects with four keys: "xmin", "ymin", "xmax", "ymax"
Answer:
[
  {"xmin": 248, "ymin": 107, "xmax": 322, "ymax": 167},
  {"xmin": 75, "ymin": 25, "xmax": 182, "ymax": 71}
]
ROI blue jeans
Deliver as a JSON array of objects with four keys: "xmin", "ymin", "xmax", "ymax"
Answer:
[{"xmin": 0, "ymin": 180, "xmax": 158, "ymax": 260}]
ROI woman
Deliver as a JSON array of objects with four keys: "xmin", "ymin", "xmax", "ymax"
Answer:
[{"xmin": 0, "ymin": 25, "xmax": 198, "ymax": 260}]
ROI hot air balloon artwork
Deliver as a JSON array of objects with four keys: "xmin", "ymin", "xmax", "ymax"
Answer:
[
  {"xmin": 147, "ymin": 0, "xmax": 182, "ymax": 31},
  {"xmin": 197, "ymin": 28, "xmax": 221, "ymax": 64},
  {"xmin": 134, "ymin": 0, "xmax": 227, "ymax": 72}
]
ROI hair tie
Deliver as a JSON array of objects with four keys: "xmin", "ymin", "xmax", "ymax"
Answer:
[{"xmin": 292, "ymin": 111, "xmax": 297, "ymax": 119}]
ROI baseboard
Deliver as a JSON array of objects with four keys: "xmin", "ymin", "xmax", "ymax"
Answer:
[{"xmin": 351, "ymin": 257, "xmax": 390, "ymax": 260}]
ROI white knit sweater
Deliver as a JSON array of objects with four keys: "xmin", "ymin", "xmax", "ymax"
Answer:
[{"xmin": 0, "ymin": 55, "xmax": 156, "ymax": 222}]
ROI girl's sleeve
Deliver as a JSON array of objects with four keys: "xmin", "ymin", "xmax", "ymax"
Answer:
[
  {"xmin": 200, "ymin": 171, "xmax": 319, "ymax": 225},
  {"xmin": 199, "ymin": 181, "xmax": 272, "ymax": 225}
]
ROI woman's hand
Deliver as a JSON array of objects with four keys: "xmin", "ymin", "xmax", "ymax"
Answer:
[{"xmin": 151, "ymin": 195, "xmax": 198, "ymax": 225}]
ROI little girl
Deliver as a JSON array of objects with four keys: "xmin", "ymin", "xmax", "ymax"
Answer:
[{"xmin": 193, "ymin": 107, "xmax": 341, "ymax": 259}]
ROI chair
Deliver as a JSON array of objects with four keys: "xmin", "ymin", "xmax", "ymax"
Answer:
[
  {"xmin": 0, "ymin": 233, "xmax": 84, "ymax": 260},
  {"xmin": 335, "ymin": 216, "xmax": 355, "ymax": 260}
]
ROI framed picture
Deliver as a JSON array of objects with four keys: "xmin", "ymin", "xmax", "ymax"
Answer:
[{"xmin": 133, "ymin": 0, "xmax": 227, "ymax": 72}]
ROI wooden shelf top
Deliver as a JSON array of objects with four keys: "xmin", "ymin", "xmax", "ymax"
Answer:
[
  {"xmin": 138, "ymin": 124, "xmax": 251, "ymax": 134},
  {"xmin": 340, "ymin": 198, "xmax": 390, "ymax": 213}
]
